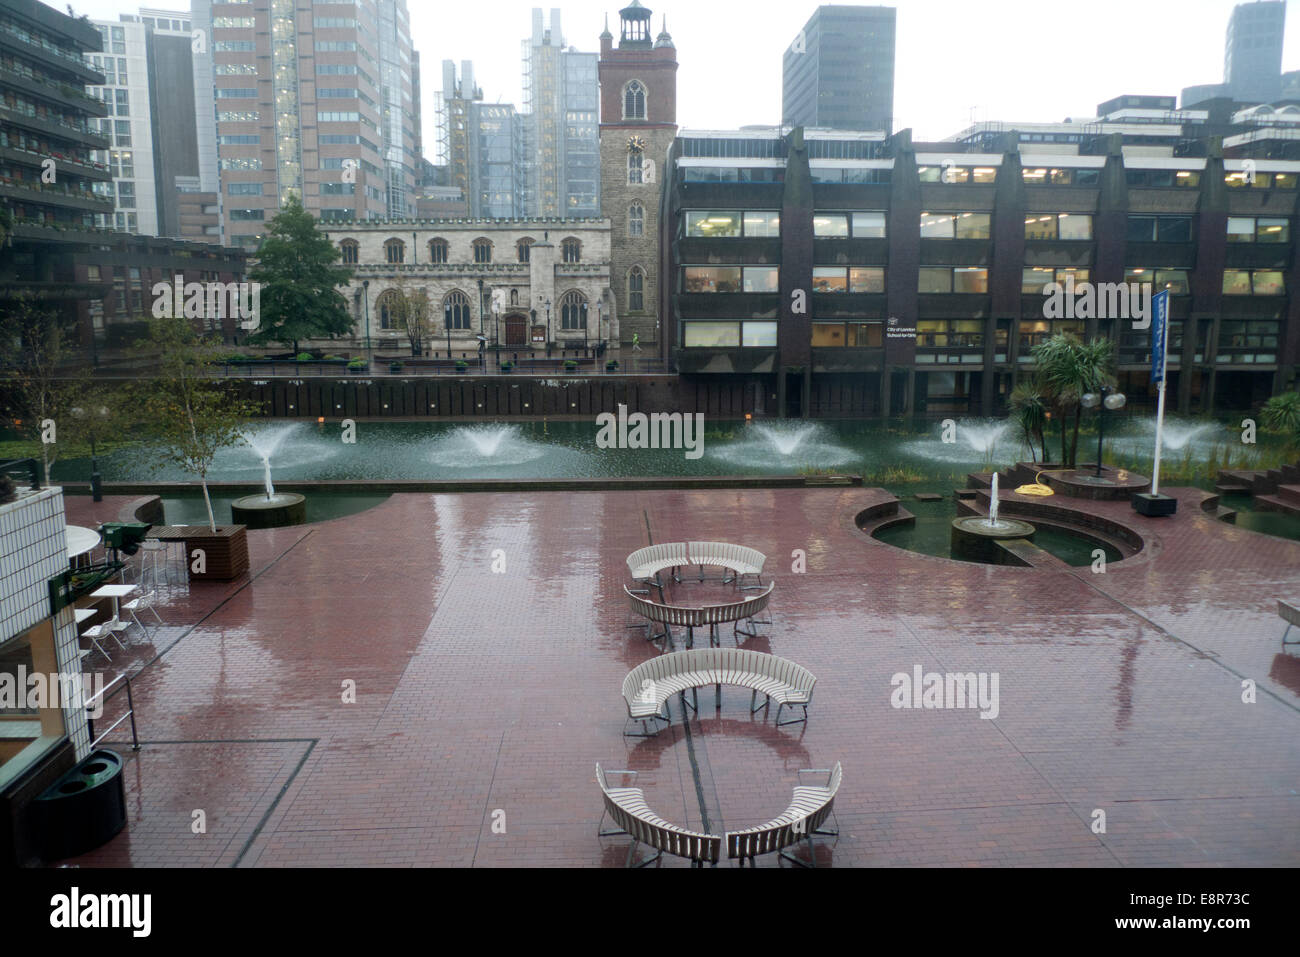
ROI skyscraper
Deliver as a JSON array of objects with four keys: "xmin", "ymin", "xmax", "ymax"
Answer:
[
  {"xmin": 190, "ymin": 0, "xmax": 419, "ymax": 249},
  {"xmin": 85, "ymin": 9, "xmax": 220, "ymax": 241},
  {"xmin": 782, "ymin": 5, "xmax": 895, "ymax": 132},
  {"xmin": 523, "ymin": 8, "xmax": 600, "ymax": 218},
  {"xmin": 1182, "ymin": 1, "xmax": 1287, "ymax": 108},
  {"xmin": 1225, "ymin": 0, "xmax": 1285, "ymax": 103},
  {"xmin": 437, "ymin": 59, "xmax": 528, "ymax": 218}
]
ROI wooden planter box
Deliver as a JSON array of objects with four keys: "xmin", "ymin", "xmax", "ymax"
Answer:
[{"xmin": 152, "ymin": 525, "xmax": 250, "ymax": 581}]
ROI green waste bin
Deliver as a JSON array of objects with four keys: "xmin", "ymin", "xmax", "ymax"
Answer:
[{"xmin": 33, "ymin": 749, "xmax": 127, "ymax": 861}]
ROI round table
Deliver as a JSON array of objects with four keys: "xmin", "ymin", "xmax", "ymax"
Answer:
[{"xmin": 66, "ymin": 525, "xmax": 101, "ymax": 562}]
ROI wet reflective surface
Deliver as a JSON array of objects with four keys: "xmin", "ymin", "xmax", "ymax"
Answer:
[{"xmin": 53, "ymin": 484, "xmax": 1300, "ymax": 867}]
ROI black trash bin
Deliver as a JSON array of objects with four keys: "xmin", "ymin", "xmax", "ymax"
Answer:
[{"xmin": 33, "ymin": 749, "xmax": 127, "ymax": 861}]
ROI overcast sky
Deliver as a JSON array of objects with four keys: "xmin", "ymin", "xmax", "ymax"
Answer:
[{"xmin": 70, "ymin": 0, "xmax": 1300, "ymax": 149}]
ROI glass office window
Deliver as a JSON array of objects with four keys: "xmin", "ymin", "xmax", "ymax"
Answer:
[
  {"xmin": 742, "ymin": 211, "xmax": 780, "ymax": 237},
  {"xmin": 685, "ymin": 211, "xmax": 741, "ymax": 237},
  {"xmin": 918, "ymin": 267, "xmax": 952, "ymax": 293},
  {"xmin": 851, "ymin": 211, "xmax": 886, "ymax": 237},
  {"xmin": 1252, "ymin": 270, "xmax": 1285, "ymax": 295},
  {"xmin": 955, "ymin": 212, "xmax": 990, "ymax": 239},
  {"xmin": 920, "ymin": 212, "xmax": 954, "ymax": 238},
  {"xmin": 683, "ymin": 322, "xmax": 740, "ymax": 347},
  {"xmin": 1057, "ymin": 214, "xmax": 1092, "ymax": 240},
  {"xmin": 813, "ymin": 214, "xmax": 849, "ymax": 237},
  {"xmin": 1222, "ymin": 270, "xmax": 1253, "ymax": 295},
  {"xmin": 953, "ymin": 267, "xmax": 989, "ymax": 293},
  {"xmin": 683, "ymin": 266, "xmax": 742, "ymax": 293},
  {"xmin": 1257, "ymin": 218, "xmax": 1289, "ymax": 243},
  {"xmin": 849, "ymin": 267, "xmax": 885, "ymax": 293},
  {"xmin": 812, "ymin": 267, "xmax": 847, "ymax": 293},
  {"xmin": 742, "ymin": 266, "xmax": 779, "ymax": 292},
  {"xmin": 811, "ymin": 323, "xmax": 847, "ymax": 347},
  {"xmin": 742, "ymin": 322, "xmax": 778, "ymax": 347}
]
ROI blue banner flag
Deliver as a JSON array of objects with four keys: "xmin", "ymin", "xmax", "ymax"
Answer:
[{"xmin": 1150, "ymin": 289, "xmax": 1169, "ymax": 383}]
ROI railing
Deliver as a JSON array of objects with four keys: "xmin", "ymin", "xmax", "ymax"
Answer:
[
  {"xmin": 84, "ymin": 672, "xmax": 140, "ymax": 752},
  {"xmin": 0, "ymin": 457, "xmax": 41, "ymax": 490}
]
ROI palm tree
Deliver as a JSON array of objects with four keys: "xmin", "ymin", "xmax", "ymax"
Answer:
[
  {"xmin": 1031, "ymin": 333, "xmax": 1117, "ymax": 468},
  {"xmin": 1008, "ymin": 378, "xmax": 1048, "ymax": 462},
  {"xmin": 1260, "ymin": 391, "xmax": 1300, "ymax": 447}
]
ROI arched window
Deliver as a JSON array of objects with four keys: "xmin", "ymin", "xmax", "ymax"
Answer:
[
  {"xmin": 516, "ymin": 237, "xmax": 534, "ymax": 263},
  {"xmin": 429, "ymin": 238, "xmax": 448, "ymax": 264},
  {"xmin": 560, "ymin": 290, "xmax": 587, "ymax": 330},
  {"xmin": 627, "ymin": 152, "xmax": 644, "ymax": 185},
  {"xmin": 628, "ymin": 203, "xmax": 644, "ymax": 238},
  {"xmin": 376, "ymin": 288, "xmax": 405, "ymax": 330},
  {"xmin": 384, "ymin": 238, "xmax": 405, "ymax": 264},
  {"xmin": 509, "ymin": 288, "xmax": 519, "ymax": 305},
  {"xmin": 339, "ymin": 239, "xmax": 358, "ymax": 264},
  {"xmin": 561, "ymin": 237, "xmax": 581, "ymax": 263},
  {"xmin": 443, "ymin": 290, "xmax": 472, "ymax": 330},
  {"xmin": 472, "ymin": 238, "xmax": 493, "ymax": 264},
  {"xmin": 623, "ymin": 80, "xmax": 646, "ymax": 120},
  {"xmin": 628, "ymin": 267, "xmax": 645, "ymax": 312}
]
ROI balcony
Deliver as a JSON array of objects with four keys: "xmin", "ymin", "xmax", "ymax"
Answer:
[
  {"xmin": 0, "ymin": 176, "xmax": 113, "ymax": 213},
  {"xmin": 0, "ymin": 103, "xmax": 109, "ymax": 149},
  {"xmin": 0, "ymin": 143, "xmax": 112, "ymax": 181},
  {"xmin": 0, "ymin": 62, "xmax": 108, "ymax": 116}
]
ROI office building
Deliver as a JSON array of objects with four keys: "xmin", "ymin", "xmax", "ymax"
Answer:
[
  {"xmin": 662, "ymin": 124, "xmax": 1300, "ymax": 417},
  {"xmin": 85, "ymin": 9, "xmax": 220, "ymax": 241},
  {"xmin": 1183, "ymin": 0, "xmax": 1286, "ymax": 108},
  {"xmin": 782, "ymin": 5, "xmax": 895, "ymax": 133},
  {"xmin": 189, "ymin": 0, "xmax": 419, "ymax": 248},
  {"xmin": 437, "ymin": 59, "xmax": 529, "ymax": 219},
  {"xmin": 523, "ymin": 8, "xmax": 600, "ymax": 217}
]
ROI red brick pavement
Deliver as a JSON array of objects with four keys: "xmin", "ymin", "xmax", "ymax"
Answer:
[{"xmin": 52, "ymin": 486, "xmax": 1300, "ymax": 868}]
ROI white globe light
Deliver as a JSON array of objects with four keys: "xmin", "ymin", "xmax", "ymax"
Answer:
[{"xmin": 1104, "ymin": 392, "xmax": 1127, "ymax": 410}]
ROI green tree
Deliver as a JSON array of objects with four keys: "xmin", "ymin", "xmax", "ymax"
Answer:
[
  {"xmin": 0, "ymin": 293, "xmax": 75, "ymax": 482},
  {"xmin": 388, "ymin": 281, "xmax": 432, "ymax": 357},
  {"xmin": 1260, "ymin": 391, "xmax": 1300, "ymax": 445},
  {"xmin": 1008, "ymin": 377, "xmax": 1049, "ymax": 462},
  {"xmin": 133, "ymin": 314, "xmax": 263, "ymax": 531},
  {"xmin": 1031, "ymin": 333, "xmax": 1116, "ymax": 468},
  {"xmin": 246, "ymin": 194, "xmax": 353, "ymax": 354}
]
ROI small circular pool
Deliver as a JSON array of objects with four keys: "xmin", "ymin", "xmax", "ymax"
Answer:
[{"xmin": 871, "ymin": 494, "xmax": 1124, "ymax": 567}]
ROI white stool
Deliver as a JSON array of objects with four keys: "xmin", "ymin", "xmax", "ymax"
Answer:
[
  {"xmin": 138, "ymin": 540, "xmax": 173, "ymax": 588},
  {"xmin": 123, "ymin": 592, "xmax": 164, "ymax": 637}
]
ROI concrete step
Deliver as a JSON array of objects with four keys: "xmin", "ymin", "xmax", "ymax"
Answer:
[
  {"xmin": 1214, "ymin": 482, "xmax": 1252, "ymax": 495},
  {"xmin": 1254, "ymin": 494, "xmax": 1300, "ymax": 519},
  {"xmin": 1280, "ymin": 463, "xmax": 1300, "ymax": 483},
  {"xmin": 1215, "ymin": 506, "xmax": 1238, "ymax": 524},
  {"xmin": 1277, "ymin": 484, "xmax": 1300, "ymax": 506}
]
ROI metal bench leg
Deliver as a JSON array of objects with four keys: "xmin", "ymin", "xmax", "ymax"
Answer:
[
  {"xmin": 1284, "ymin": 623, "xmax": 1298, "ymax": 647},
  {"xmin": 775, "ymin": 704, "xmax": 809, "ymax": 727},
  {"xmin": 750, "ymin": 692, "xmax": 770, "ymax": 715},
  {"xmin": 597, "ymin": 808, "xmax": 627, "ymax": 838},
  {"xmin": 715, "ymin": 682, "xmax": 721, "ymax": 710}
]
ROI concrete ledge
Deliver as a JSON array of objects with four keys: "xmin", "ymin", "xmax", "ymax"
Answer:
[{"xmin": 62, "ymin": 475, "xmax": 865, "ymax": 495}]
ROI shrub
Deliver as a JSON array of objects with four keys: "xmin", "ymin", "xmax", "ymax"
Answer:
[
  {"xmin": 347, "ymin": 358, "xmax": 366, "ymax": 369},
  {"xmin": 564, "ymin": 359, "xmax": 578, "ymax": 370},
  {"xmin": 296, "ymin": 352, "xmax": 314, "ymax": 361}
]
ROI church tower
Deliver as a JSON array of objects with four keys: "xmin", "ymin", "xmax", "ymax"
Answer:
[{"xmin": 599, "ymin": 2, "xmax": 677, "ymax": 353}]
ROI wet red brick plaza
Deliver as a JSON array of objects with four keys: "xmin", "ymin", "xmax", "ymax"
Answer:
[{"xmin": 56, "ymin": 486, "xmax": 1300, "ymax": 867}]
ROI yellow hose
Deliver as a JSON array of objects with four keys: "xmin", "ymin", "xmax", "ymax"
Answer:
[{"xmin": 1014, "ymin": 468, "xmax": 1070, "ymax": 497}]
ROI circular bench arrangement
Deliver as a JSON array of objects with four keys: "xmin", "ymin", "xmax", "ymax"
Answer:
[
  {"xmin": 620, "ymin": 646, "xmax": 815, "ymax": 737},
  {"xmin": 597, "ymin": 761, "xmax": 842, "ymax": 868},
  {"xmin": 626, "ymin": 541, "xmax": 767, "ymax": 597},
  {"xmin": 624, "ymin": 582, "xmax": 774, "ymax": 650}
]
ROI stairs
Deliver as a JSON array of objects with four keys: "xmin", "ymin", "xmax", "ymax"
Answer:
[{"xmin": 1256, "ymin": 483, "xmax": 1300, "ymax": 519}]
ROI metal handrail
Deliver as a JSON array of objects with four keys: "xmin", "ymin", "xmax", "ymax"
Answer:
[
  {"xmin": 0, "ymin": 457, "xmax": 41, "ymax": 490},
  {"xmin": 83, "ymin": 672, "xmax": 140, "ymax": 751}
]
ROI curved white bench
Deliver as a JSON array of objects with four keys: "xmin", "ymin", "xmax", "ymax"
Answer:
[
  {"xmin": 726, "ymin": 763, "xmax": 842, "ymax": 867},
  {"xmin": 620, "ymin": 645, "xmax": 815, "ymax": 736},
  {"xmin": 624, "ymin": 583, "xmax": 774, "ymax": 651},
  {"xmin": 596, "ymin": 763, "xmax": 721, "ymax": 867},
  {"xmin": 626, "ymin": 542, "xmax": 768, "ymax": 594},
  {"xmin": 626, "ymin": 542, "xmax": 691, "ymax": 596}
]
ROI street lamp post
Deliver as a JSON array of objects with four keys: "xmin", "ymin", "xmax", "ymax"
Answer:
[
  {"xmin": 362, "ymin": 279, "xmax": 371, "ymax": 362},
  {"xmin": 1080, "ymin": 386, "xmax": 1127, "ymax": 478},
  {"xmin": 444, "ymin": 301, "xmax": 452, "ymax": 359},
  {"xmin": 542, "ymin": 297, "xmax": 552, "ymax": 357},
  {"xmin": 582, "ymin": 301, "xmax": 588, "ymax": 352}
]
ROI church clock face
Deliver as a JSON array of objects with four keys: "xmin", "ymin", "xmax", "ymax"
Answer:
[{"xmin": 627, "ymin": 135, "xmax": 647, "ymax": 153}]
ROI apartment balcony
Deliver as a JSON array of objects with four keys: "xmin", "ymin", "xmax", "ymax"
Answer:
[
  {"xmin": 0, "ymin": 61, "xmax": 107, "ymax": 116},
  {"xmin": 0, "ymin": 143, "xmax": 112, "ymax": 181},
  {"xmin": 0, "ymin": 103, "xmax": 109, "ymax": 149},
  {"xmin": 0, "ymin": 176, "xmax": 113, "ymax": 213}
]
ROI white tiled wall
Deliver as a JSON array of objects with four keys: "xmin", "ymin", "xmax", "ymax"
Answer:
[
  {"xmin": 0, "ymin": 487, "xmax": 90, "ymax": 757},
  {"xmin": 0, "ymin": 487, "xmax": 67, "ymax": 642}
]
